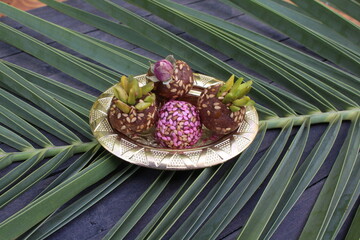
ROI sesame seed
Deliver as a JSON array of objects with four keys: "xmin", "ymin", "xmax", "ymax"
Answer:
[
  {"xmin": 117, "ymin": 113, "xmax": 121, "ymax": 119},
  {"xmin": 171, "ymin": 88, "xmax": 177, "ymax": 92},
  {"xmin": 214, "ymin": 106, "xmax": 221, "ymax": 110},
  {"xmin": 126, "ymin": 117, "xmax": 130, "ymax": 123},
  {"xmin": 202, "ymin": 104, "xmax": 207, "ymax": 108},
  {"xmin": 179, "ymin": 64, "xmax": 183, "ymax": 70},
  {"xmin": 207, "ymin": 110, "xmax": 210, "ymax": 116}
]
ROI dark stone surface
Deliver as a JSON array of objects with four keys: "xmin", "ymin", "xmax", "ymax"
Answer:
[{"xmin": 0, "ymin": 0, "xmax": 355, "ymax": 239}]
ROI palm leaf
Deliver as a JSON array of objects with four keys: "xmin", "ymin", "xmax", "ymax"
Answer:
[{"xmin": 0, "ymin": 0, "xmax": 359, "ymax": 239}]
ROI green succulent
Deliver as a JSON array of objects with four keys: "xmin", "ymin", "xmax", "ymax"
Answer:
[
  {"xmin": 112, "ymin": 75, "xmax": 155, "ymax": 113},
  {"xmin": 217, "ymin": 75, "xmax": 255, "ymax": 112}
]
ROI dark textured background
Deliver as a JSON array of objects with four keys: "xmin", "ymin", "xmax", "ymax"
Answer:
[{"xmin": 0, "ymin": 0, "xmax": 357, "ymax": 239}]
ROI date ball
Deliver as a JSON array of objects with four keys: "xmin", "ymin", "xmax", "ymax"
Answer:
[
  {"xmin": 198, "ymin": 84, "xmax": 246, "ymax": 135},
  {"xmin": 108, "ymin": 76, "xmax": 158, "ymax": 135},
  {"xmin": 156, "ymin": 100, "xmax": 202, "ymax": 149},
  {"xmin": 108, "ymin": 96, "xmax": 157, "ymax": 135},
  {"xmin": 146, "ymin": 55, "xmax": 194, "ymax": 99}
]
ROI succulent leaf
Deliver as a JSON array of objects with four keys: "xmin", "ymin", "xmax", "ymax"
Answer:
[
  {"xmin": 144, "ymin": 93, "xmax": 156, "ymax": 103},
  {"xmin": 115, "ymin": 100, "xmax": 131, "ymax": 113},
  {"xmin": 229, "ymin": 105, "xmax": 241, "ymax": 112},
  {"xmin": 130, "ymin": 78, "xmax": 142, "ymax": 99},
  {"xmin": 222, "ymin": 92, "xmax": 235, "ymax": 104},
  {"xmin": 246, "ymin": 100, "xmax": 255, "ymax": 106},
  {"xmin": 113, "ymin": 85, "xmax": 128, "ymax": 103},
  {"xmin": 233, "ymin": 96, "xmax": 250, "ymax": 107},
  {"xmin": 142, "ymin": 82, "xmax": 155, "ymax": 95},
  {"xmin": 120, "ymin": 75, "xmax": 129, "ymax": 93},
  {"xmin": 233, "ymin": 80, "xmax": 252, "ymax": 99},
  {"xmin": 229, "ymin": 77, "xmax": 244, "ymax": 95},
  {"xmin": 217, "ymin": 74, "xmax": 234, "ymax": 97},
  {"xmin": 127, "ymin": 88, "xmax": 136, "ymax": 105},
  {"xmin": 135, "ymin": 101, "xmax": 151, "ymax": 111}
]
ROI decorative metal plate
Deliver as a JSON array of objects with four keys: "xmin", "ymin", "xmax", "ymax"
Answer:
[{"xmin": 89, "ymin": 74, "xmax": 259, "ymax": 170}]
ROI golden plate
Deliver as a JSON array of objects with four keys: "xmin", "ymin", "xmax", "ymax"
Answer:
[{"xmin": 89, "ymin": 74, "xmax": 259, "ymax": 170}]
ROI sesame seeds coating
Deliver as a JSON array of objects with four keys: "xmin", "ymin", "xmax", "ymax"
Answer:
[{"xmin": 156, "ymin": 100, "xmax": 202, "ymax": 149}]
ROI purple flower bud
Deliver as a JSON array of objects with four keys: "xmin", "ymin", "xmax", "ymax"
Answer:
[{"xmin": 154, "ymin": 59, "xmax": 173, "ymax": 82}]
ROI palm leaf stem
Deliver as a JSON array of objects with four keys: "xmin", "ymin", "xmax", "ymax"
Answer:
[
  {"xmin": 0, "ymin": 141, "xmax": 98, "ymax": 169},
  {"xmin": 263, "ymin": 109, "xmax": 358, "ymax": 129}
]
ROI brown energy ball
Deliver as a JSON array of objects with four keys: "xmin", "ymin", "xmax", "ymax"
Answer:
[
  {"xmin": 108, "ymin": 95, "xmax": 157, "ymax": 135},
  {"xmin": 198, "ymin": 84, "xmax": 246, "ymax": 135},
  {"xmin": 146, "ymin": 56, "xmax": 194, "ymax": 99}
]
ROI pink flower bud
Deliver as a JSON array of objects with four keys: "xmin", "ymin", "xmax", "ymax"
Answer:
[{"xmin": 154, "ymin": 59, "xmax": 173, "ymax": 82}]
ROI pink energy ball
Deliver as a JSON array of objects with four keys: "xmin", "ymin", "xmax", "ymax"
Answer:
[{"xmin": 156, "ymin": 100, "xmax": 202, "ymax": 149}]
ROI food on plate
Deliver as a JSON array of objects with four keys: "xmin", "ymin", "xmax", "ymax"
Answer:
[
  {"xmin": 155, "ymin": 100, "xmax": 202, "ymax": 149},
  {"xmin": 108, "ymin": 75, "xmax": 157, "ymax": 135},
  {"xmin": 198, "ymin": 75, "xmax": 254, "ymax": 135},
  {"xmin": 146, "ymin": 55, "xmax": 194, "ymax": 99}
]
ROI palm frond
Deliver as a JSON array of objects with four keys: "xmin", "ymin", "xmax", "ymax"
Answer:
[{"xmin": 0, "ymin": 0, "xmax": 359, "ymax": 239}]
